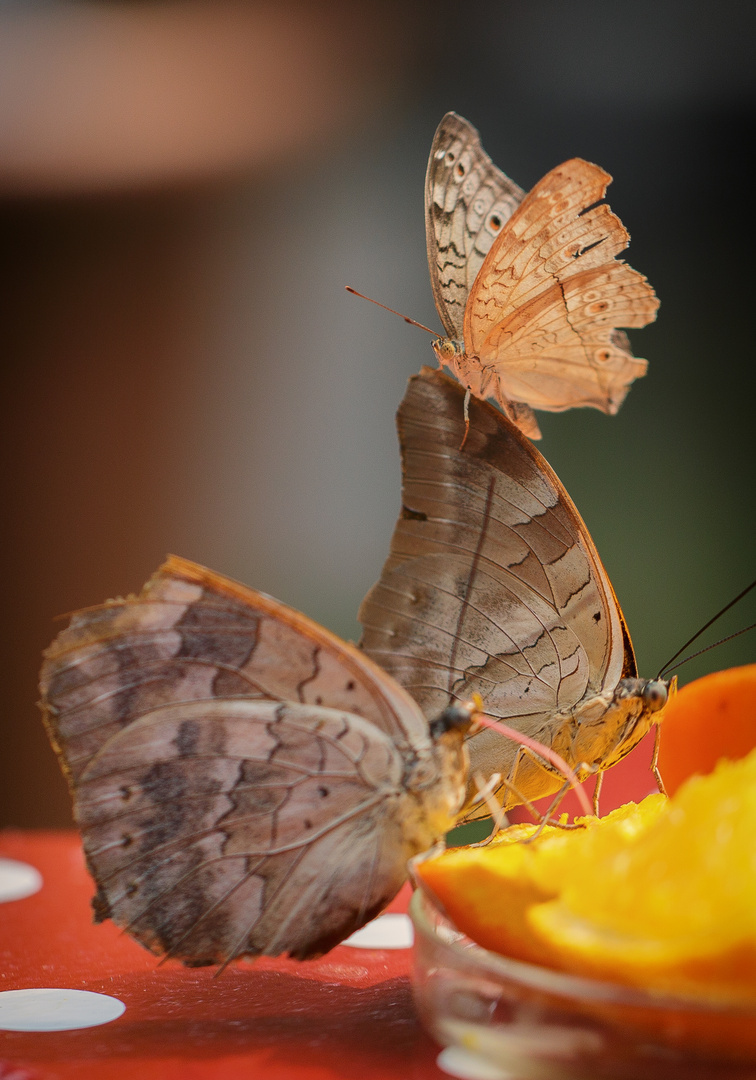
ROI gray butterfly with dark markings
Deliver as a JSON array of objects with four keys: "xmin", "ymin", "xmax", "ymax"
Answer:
[
  {"xmin": 425, "ymin": 112, "xmax": 659, "ymax": 438},
  {"xmin": 39, "ymin": 556, "xmax": 474, "ymax": 966},
  {"xmin": 359, "ymin": 366, "xmax": 668, "ymax": 820}
]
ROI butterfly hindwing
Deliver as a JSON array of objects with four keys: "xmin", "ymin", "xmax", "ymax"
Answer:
[{"xmin": 70, "ymin": 698, "xmax": 423, "ymax": 964}]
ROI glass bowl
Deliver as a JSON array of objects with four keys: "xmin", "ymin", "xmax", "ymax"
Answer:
[{"xmin": 409, "ymin": 885, "xmax": 756, "ymax": 1080}]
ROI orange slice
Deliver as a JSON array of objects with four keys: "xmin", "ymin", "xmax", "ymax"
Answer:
[
  {"xmin": 656, "ymin": 663, "xmax": 756, "ymax": 796},
  {"xmin": 529, "ymin": 750, "xmax": 756, "ymax": 1001},
  {"xmin": 418, "ymin": 705, "xmax": 756, "ymax": 1004}
]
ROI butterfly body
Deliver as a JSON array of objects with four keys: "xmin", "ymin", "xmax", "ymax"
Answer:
[
  {"xmin": 359, "ymin": 367, "xmax": 668, "ymax": 821},
  {"xmin": 40, "ymin": 556, "xmax": 471, "ymax": 964},
  {"xmin": 425, "ymin": 113, "xmax": 659, "ymax": 438}
]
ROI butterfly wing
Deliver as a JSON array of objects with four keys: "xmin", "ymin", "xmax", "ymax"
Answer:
[
  {"xmin": 464, "ymin": 158, "xmax": 659, "ymax": 417},
  {"xmin": 425, "ymin": 112, "xmax": 524, "ymax": 341},
  {"xmin": 41, "ymin": 554, "xmax": 431, "ymax": 782},
  {"xmin": 40, "ymin": 557, "xmax": 467, "ymax": 962},
  {"xmin": 359, "ymin": 367, "xmax": 636, "ymax": 817},
  {"xmin": 62, "ymin": 698, "xmax": 437, "ymax": 964}
]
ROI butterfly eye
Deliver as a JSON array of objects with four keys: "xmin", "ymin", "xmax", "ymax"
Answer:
[
  {"xmin": 643, "ymin": 680, "xmax": 668, "ymax": 712},
  {"xmin": 433, "ymin": 338, "xmax": 459, "ymax": 361},
  {"xmin": 429, "ymin": 702, "xmax": 476, "ymax": 737}
]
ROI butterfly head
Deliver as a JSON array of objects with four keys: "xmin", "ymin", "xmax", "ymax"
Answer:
[
  {"xmin": 642, "ymin": 678, "xmax": 670, "ymax": 713},
  {"xmin": 429, "ymin": 695, "xmax": 482, "ymax": 739},
  {"xmin": 432, "ymin": 336, "xmax": 463, "ymax": 365},
  {"xmin": 613, "ymin": 676, "xmax": 670, "ymax": 714}
]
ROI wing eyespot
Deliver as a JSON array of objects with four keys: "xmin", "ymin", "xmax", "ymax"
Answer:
[{"xmin": 488, "ymin": 213, "xmax": 502, "ymax": 232}]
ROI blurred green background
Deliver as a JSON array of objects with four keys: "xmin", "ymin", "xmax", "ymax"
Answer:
[{"xmin": 1, "ymin": 0, "xmax": 753, "ymax": 827}]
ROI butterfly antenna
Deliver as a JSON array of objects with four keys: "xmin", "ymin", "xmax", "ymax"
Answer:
[
  {"xmin": 658, "ymin": 622, "xmax": 756, "ymax": 680},
  {"xmin": 657, "ymin": 577, "xmax": 756, "ymax": 679},
  {"xmin": 345, "ymin": 286, "xmax": 438, "ymax": 336}
]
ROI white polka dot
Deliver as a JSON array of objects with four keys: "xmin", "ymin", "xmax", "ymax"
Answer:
[
  {"xmin": 0, "ymin": 859, "xmax": 42, "ymax": 904},
  {"xmin": 0, "ymin": 989, "xmax": 125, "ymax": 1032},
  {"xmin": 436, "ymin": 1045, "xmax": 514, "ymax": 1080},
  {"xmin": 342, "ymin": 913, "xmax": 414, "ymax": 949}
]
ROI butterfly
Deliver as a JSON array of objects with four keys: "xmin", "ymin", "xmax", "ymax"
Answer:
[
  {"xmin": 359, "ymin": 366, "xmax": 669, "ymax": 820},
  {"xmin": 39, "ymin": 556, "xmax": 474, "ymax": 966},
  {"xmin": 425, "ymin": 112, "xmax": 659, "ymax": 438}
]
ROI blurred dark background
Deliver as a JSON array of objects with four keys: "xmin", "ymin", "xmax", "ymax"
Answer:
[{"xmin": 1, "ymin": 0, "xmax": 754, "ymax": 827}]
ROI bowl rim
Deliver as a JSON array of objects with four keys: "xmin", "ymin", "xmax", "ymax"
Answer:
[{"xmin": 409, "ymin": 886, "xmax": 756, "ymax": 1018}]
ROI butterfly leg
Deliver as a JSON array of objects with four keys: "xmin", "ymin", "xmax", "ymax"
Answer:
[
  {"xmin": 592, "ymin": 769, "xmax": 604, "ymax": 816},
  {"xmin": 465, "ymin": 771, "xmax": 551, "ymax": 846},
  {"xmin": 468, "ymin": 772, "xmax": 508, "ymax": 843},
  {"xmin": 525, "ymin": 782, "xmax": 574, "ymax": 842},
  {"xmin": 651, "ymin": 722, "xmax": 668, "ymax": 796},
  {"xmin": 470, "ymin": 771, "xmax": 550, "ymax": 835},
  {"xmin": 458, "ymin": 389, "xmax": 472, "ymax": 450},
  {"xmin": 508, "ymin": 745, "xmax": 592, "ymax": 838}
]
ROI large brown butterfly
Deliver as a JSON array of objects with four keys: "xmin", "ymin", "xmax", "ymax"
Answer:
[
  {"xmin": 359, "ymin": 367, "xmax": 668, "ymax": 820},
  {"xmin": 39, "ymin": 556, "xmax": 473, "ymax": 965},
  {"xmin": 425, "ymin": 112, "xmax": 659, "ymax": 438}
]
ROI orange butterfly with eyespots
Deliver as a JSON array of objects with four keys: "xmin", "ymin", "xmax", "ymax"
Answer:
[{"xmin": 425, "ymin": 112, "xmax": 659, "ymax": 437}]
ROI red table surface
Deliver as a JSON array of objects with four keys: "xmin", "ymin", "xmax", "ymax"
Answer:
[{"xmin": 0, "ymin": 831, "xmax": 447, "ymax": 1080}]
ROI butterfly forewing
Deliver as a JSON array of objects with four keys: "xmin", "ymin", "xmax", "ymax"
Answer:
[
  {"xmin": 425, "ymin": 112, "xmax": 524, "ymax": 341},
  {"xmin": 40, "ymin": 556, "xmax": 470, "ymax": 962},
  {"xmin": 359, "ymin": 367, "xmax": 634, "ymax": 814}
]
